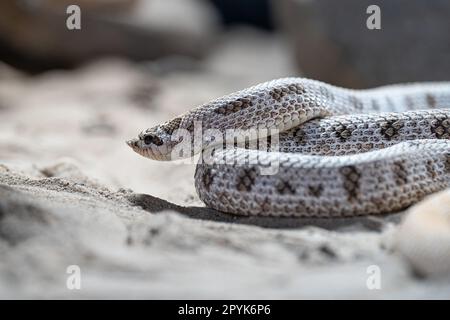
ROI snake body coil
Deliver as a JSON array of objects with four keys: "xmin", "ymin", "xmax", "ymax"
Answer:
[{"xmin": 128, "ymin": 78, "xmax": 450, "ymax": 217}]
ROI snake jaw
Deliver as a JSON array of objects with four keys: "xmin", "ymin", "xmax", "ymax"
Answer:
[
  {"xmin": 127, "ymin": 127, "xmax": 175, "ymax": 161},
  {"xmin": 126, "ymin": 138, "xmax": 172, "ymax": 161},
  {"xmin": 126, "ymin": 138, "xmax": 139, "ymax": 149}
]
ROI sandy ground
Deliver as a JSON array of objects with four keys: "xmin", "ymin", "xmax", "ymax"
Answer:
[{"xmin": 1, "ymin": 28, "xmax": 449, "ymax": 299}]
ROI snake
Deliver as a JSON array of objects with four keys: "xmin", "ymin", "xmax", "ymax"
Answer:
[{"xmin": 126, "ymin": 78, "xmax": 450, "ymax": 218}]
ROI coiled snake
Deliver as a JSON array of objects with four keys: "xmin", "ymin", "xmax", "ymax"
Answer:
[{"xmin": 127, "ymin": 78, "xmax": 450, "ymax": 217}]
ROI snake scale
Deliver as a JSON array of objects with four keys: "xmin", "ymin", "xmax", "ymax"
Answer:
[{"xmin": 127, "ymin": 78, "xmax": 450, "ymax": 217}]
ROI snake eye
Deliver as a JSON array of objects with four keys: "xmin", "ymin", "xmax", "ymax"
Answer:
[
  {"xmin": 144, "ymin": 135, "xmax": 153, "ymax": 145},
  {"xmin": 143, "ymin": 134, "xmax": 163, "ymax": 146}
]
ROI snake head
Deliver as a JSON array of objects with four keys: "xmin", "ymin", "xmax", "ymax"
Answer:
[{"xmin": 127, "ymin": 126, "xmax": 176, "ymax": 161}]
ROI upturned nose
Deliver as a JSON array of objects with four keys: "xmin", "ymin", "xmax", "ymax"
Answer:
[{"xmin": 126, "ymin": 138, "xmax": 139, "ymax": 148}]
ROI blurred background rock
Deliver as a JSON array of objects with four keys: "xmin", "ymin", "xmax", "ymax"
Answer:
[
  {"xmin": 1, "ymin": 0, "xmax": 449, "ymax": 87},
  {"xmin": 274, "ymin": 0, "xmax": 450, "ymax": 88},
  {"xmin": 0, "ymin": 0, "xmax": 220, "ymax": 72}
]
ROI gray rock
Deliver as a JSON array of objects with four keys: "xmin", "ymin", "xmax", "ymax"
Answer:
[
  {"xmin": 0, "ymin": 0, "xmax": 219, "ymax": 71},
  {"xmin": 273, "ymin": 0, "xmax": 450, "ymax": 88}
]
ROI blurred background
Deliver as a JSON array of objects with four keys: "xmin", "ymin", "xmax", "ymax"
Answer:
[
  {"xmin": 2, "ymin": 0, "xmax": 450, "ymax": 85},
  {"xmin": 1, "ymin": 0, "xmax": 450, "ymax": 203}
]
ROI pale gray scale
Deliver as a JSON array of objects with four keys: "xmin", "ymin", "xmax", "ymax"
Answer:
[
  {"xmin": 195, "ymin": 140, "xmax": 450, "ymax": 217},
  {"xmin": 360, "ymin": 83, "xmax": 450, "ymax": 113},
  {"xmin": 273, "ymin": 109, "xmax": 450, "ymax": 156}
]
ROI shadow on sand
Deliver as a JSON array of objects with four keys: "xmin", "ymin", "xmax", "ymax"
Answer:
[{"xmin": 127, "ymin": 193, "xmax": 404, "ymax": 231}]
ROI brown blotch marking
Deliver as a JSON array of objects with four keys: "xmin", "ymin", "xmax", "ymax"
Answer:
[
  {"xmin": 426, "ymin": 93, "xmax": 437, "ymax": 108},
  {"xmin": 215, "ymin": 97, "xmax": 253, "ymax": 116},
  {"xmin": 293, "ymin": 199, "xmax": 306, "ymax": 213},
  {"xmin": 202, "ymin": 168, "xmax": 215, "ymax": 191},
  {"xmin": 426, "ymin": 160, "xmax": 437, "ymax": 179},
  {"xmin": 340, "ymin": 166, "xmax": 361, "ymax": 201},
  {"xmin": 369, "ymin": 197, "xmax": 385, "ymax": 210},
  {"xmin": 259, "ymin": 197, "xmax": 272, "ymax": 212},
  {"xmin": 349, "ymin": 96, "xmax": 363, "ymax": 111},
  {"xmin": 275, "ymin": 180, "xmax": 296, "ymax": 195},
  {"xmin": 161, "ymin": 117, "xmax": 182, "ymax": 134},
  {"xmin": 217, "ymin": 192, "xmax": 229, "ymax": 206},
  {"xmin": 430, "ymin": 114, "xmax": 450, "ymax": 139},
  {"xmin": 308, "ymin": 184, "xmax": 323, "ymax": 197},
  {"xmin": 380, "ymin": 119, "xmax": 404, "ymax": 140},
  {"xmin": 292, "ymin": 128, "xmax": 306, "ymax": 144},
  {"xmin": 392, "ymin": 160, "xmax": 408, "ymax": 185},
  {"xmin": 332, "ymin": 122, "xmax": 353, "ymax": 141},
  {"xmin": 236, "ymin": 167, "xmax": 258, "ymax": 192},
  {"xmin": 269, "ymin": 83, "xmax": 305, "ymax": 102}
]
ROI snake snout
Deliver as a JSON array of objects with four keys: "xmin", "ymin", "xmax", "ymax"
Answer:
[{"xmin": 126, "ymin": 138, "xmax": 139, "ymax": 148}]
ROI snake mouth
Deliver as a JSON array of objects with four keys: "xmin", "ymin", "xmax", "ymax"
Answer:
[{"xmin": 126, "ymin": 138, "xmax": 172, "ymax": 161}]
